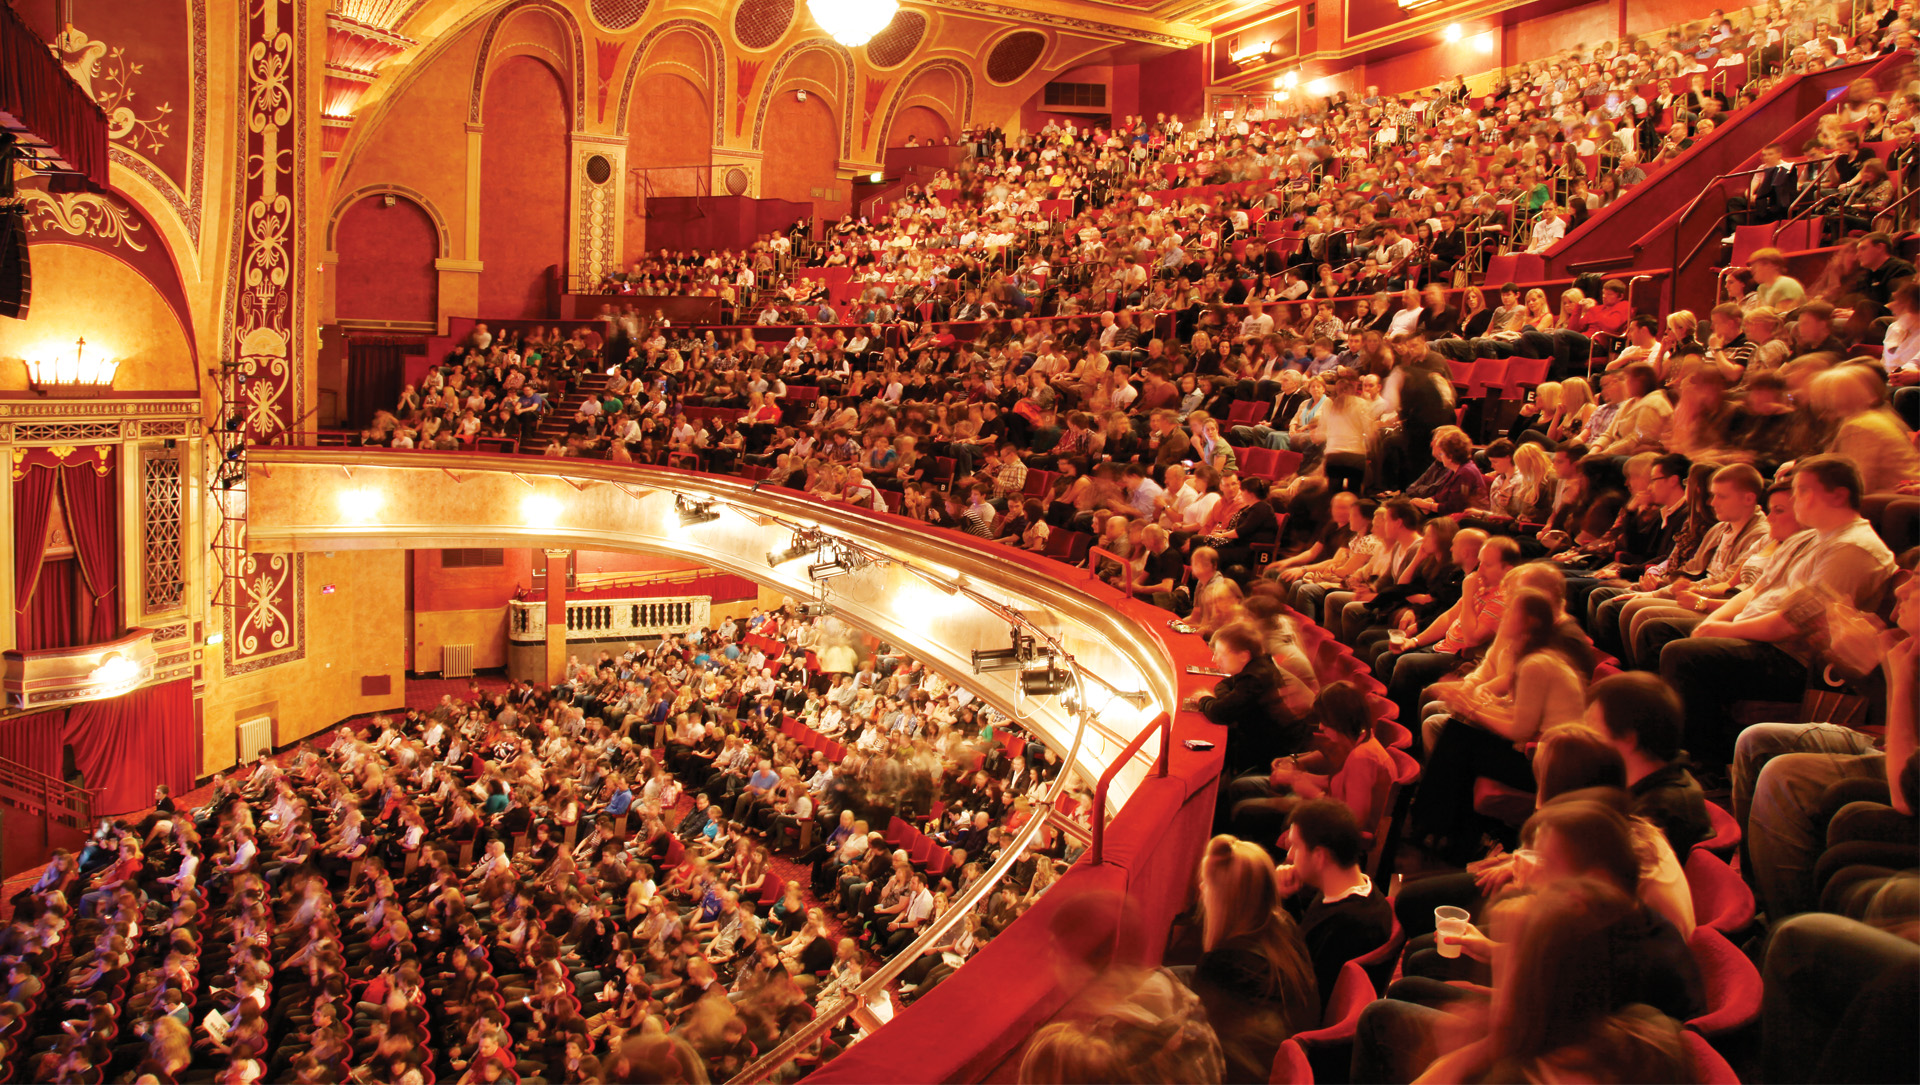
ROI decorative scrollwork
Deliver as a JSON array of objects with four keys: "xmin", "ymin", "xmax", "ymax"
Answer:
[
  {"xmin": 55, "ymin": 29, "xmax": 176, "ymax": 155},
  {"xmin": 238, "ymin": 553, "xmax": 293, "ymax": 657},
  {"xmin": 19, "ymin": 189, "xmax": 151, "ymax": 251}
]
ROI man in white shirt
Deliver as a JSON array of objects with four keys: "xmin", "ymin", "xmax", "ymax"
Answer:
[
  {"xmin": 881, "ymin": 871, "xmax": 936, "ymax": 954},
  {"xmin": 1239, "ymin": 300, "xmax": 1275, "ymax": 341},
  {"xmin": 1659, "ymin": 454, "xmax": 1896, "ymax": 767},
  {"xmin": 1526, "ymin": 205, "xmax": 1567, "ymax": 253}
]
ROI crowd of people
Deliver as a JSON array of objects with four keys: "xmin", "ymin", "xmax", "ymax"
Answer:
[
  {"xmin": 0, "ymin": 611, "xmax": 1091, "ymax": 1084},
  {"xmin": 27, "ymin": 0, "xmax": 1920, "ymax": 1082}
]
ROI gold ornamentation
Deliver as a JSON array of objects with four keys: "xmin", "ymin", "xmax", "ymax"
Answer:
[
  {"xmin": 55, "ymin": 28, "xmax": 176, "ymax": 155},
  {"xmin": 48, "ymin": 445, "xmax": 78, "ymax": 462},
  {"xmin": 19, "ymin": 189, "xmax": 151, "ymax": 251},
  {"xmin": 238, "ymin": 553, "xmax": 294, "ymax": 657}
]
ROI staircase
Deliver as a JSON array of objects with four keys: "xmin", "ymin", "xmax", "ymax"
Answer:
[
  {"xmin": 532, "ymin": 371, "xmax": 612, "ymax": 446},
  {"xmin": 1544, "ymin": 54, "xmax": 1900, "ymax": 305},
  {"xmin": 0, "ymin": 756, "xmax": 96, "ymax": 880}
]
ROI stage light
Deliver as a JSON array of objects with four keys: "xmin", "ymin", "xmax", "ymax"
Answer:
[
  {"xmin": 337, "ymin": 487, "xmax": 383, "ymax": 523},
  {"xmin": 1019, "ymin": 659, "xmax": 1072, "ymax": 697},
  {"xmin": 971, "ymin": 631, "xmax": 1037, "ymax": 674},
  {"xmin": 675, "ymin": 494, "xmax": 719, "ymax": 526},
  {"xmin": 1443, "ymin": 22, "xmax": 1463, "ymax": 41},
  {"xmin": 522, "ymin": 493, "xmax": 562, "ymax": 528},
  {"xmin": 807, "ymin": 558, "xmax": 850, "ymax": 581}
]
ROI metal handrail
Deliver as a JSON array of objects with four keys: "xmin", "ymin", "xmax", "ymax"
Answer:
[
  {"xmin": 1871, "ymin": 183, "xmax": 1920, "ymax": 232},
  {"xmin": 1090, "ymin": 712, "xmax": 1172, "ymax": 866},
  {"xmin": 726, "ymin": 742, "xmax": 1080, "ymax": 1082},
  {"xmin": 1086, "ymin": 546, "xmax": 1133, "ymax": 595},
  {"xmin": 726, "ymin": 623, "xmax": 1100, "ymax": 1084}
]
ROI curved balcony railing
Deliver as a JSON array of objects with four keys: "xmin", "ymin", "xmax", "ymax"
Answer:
[{"xmin": 244, "ymin": 448, "xmax": 1225, "ymax": 1081}]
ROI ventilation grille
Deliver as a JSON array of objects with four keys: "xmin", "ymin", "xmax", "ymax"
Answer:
[
  {"xmin": 865, "ymin": 9, "xmax": 926, "ymax": 68},
  {"xmin": 986, "ymin": 30, "xmax": 1046, "ymax": 84},
  {"xmin": 237, "ymin": 716, "xmax": 274, "ymax": 760},
  {"xmin": 443, "ymin": 643, "xmax": 475, "ymax": 678},
  {"xmin": 734, "ymin": 0, "xmax": 794, "ymax": 49},
  {"xmin": 361, "ymin": 675, "xmax": 393, "ymax": 697},
  {"xmin": 589, "ymin": 0, "xmax": 650, "ymax": 30}
]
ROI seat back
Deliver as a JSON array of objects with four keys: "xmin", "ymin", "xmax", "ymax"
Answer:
[
  {"xmin": 1696, "ymin": 800, "xmax": 1741, "ymax": 861},
  {"xmin": 1686, "ymin": 849, "xmax": 1756, "ymax": 935},
  {"xmin": 1682, "ymin": 1032, "xmax": 1740, "ymax": 1085},
  {"xmin": 1686, "ymin": 927, "xmax": 1763, "ymax": 1041},
  {"xmin": 1268, "ymin": 1038, "xmax": 1314, "ymax": 1085},
  {"xmin": 1291, "ymin": 960, "xmax": 1375, "ymax": 1084}
]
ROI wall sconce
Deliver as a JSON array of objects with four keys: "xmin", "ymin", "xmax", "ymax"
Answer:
[{"xmin": 26, "ymin": 337, "xmax": 119, "ymax": 397}]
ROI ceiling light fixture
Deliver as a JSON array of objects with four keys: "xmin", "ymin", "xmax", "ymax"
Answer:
[
  {"xmin": 1443, "ymin": 22, "xmax": 1464, "ymax": 41},
  {"xmin": 808, "ymin": 0, "xmax": 899, "ymax": 47}
]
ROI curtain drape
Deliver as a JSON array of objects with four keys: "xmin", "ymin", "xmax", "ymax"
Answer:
[
  {"xmin": 0, "ymin": 708, "xmax": 64, "ymax": 781},
  {"xmin": 20, "ymin": 557, "xmax": 79, "ymax": 652},
  {"xmin": 60, "ymin": 455, "xmax": 119, "ymax": 643},
  {"xmin": 12, "ymin": 459, "xmax": 59, "ymax": 634},
  {"xmin": 63, "ymin": 678, "xmax": 194, "ymax": 817},
  {"xmin": 347, "ymin": 338, "xmax": 415, "ymax": 427},
  {"xmin": 0, "ymin": 3, "xmax": 111, "ymax": 191},
  {"xmin": 12, "ymin": 447, "xmax": 118, "ymax": 650}
]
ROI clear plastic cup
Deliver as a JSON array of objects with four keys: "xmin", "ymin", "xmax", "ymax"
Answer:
[{"xmin": 1434, "ymin": 905, "xmax": 1471, "ymax": 958}]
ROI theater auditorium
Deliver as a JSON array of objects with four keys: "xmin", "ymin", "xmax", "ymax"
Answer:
[{"xmin": 0, "ymin": 0, "xmax": 1915, "ymax": 1080}]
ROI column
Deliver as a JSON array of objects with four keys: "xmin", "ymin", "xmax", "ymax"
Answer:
[{"xmin": 544, "ymin": 548, "xmax": 570, "ymax": 684}]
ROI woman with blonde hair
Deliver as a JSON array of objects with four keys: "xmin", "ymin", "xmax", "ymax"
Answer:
[
  {"xmin": 1523, "ymin": 287, "xmax": 1556, "ymax": 330},
  {"xmin": 1512, "ymin": 442, "xmax": 1556, "ymax": 521},
  {"xmin": 1176, "ymin": 834, "xmax": 1318, "ymax": 1082}
]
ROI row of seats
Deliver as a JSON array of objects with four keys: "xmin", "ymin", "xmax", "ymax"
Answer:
[{"xmin": 1260, "ymin": 605, "xmax": 1763, "ymax": 1083}]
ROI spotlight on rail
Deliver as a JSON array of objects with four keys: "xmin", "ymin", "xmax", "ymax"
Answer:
[
  {"xmin": 675, "ymin": 494, "xmax": 720, "ymax": 526},
  {"xmin": 971, "ymin": 631, "xmax": 1038, "ymax": 674},
  {"xmin": 1019, "ymin": 659, "xmax": 1072, "ymax": 697}
]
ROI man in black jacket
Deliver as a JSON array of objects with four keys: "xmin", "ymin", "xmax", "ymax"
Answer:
[
  {"xmin": 1187, "ymin": 622, "xmax": 1314, "ymax": 828},
  {"xmin": 1427, "ymin": 213, "xmax": 1467, "ymax": 282}
]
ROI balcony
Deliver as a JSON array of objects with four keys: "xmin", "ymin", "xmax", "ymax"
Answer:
[{"xmin": 3, "ymin": 628, "xmax": 161, "ymax": 712}]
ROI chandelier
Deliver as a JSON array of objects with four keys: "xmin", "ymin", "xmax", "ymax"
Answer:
[
  {"xmin": 26, "ymin": 337, "xmax": 119, "ymax": 396},
  {"xmin": 808, "ymin": 0, "xmax": 899, "ymax": 47}
]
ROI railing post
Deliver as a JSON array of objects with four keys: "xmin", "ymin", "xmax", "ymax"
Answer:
[{"xmin": 1089, "ymin": 712, "xmax": 1171, "ymax": 867}]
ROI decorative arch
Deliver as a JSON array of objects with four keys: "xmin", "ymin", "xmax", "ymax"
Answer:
[
  {"xmin": 751, "ymin": 38, "xmax": 855, "ymax": 159},
  {"xmin": 877, "ymin": 58, "xmax": 974, "ymax": 150},
  {"xmin": 615, "ymin": 17, "xmax": 726, "ymax": 148},
  {"xmin": 468, "ymin": 0, "xmax": 588, "ymax": 129},
  {"xmin": 325, "ymin": 184, "xmax": 453, "ymax": 258}
]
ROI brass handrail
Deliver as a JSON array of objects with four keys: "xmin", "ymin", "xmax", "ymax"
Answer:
[{"xmin": 726, "ymin": 634, "xmax": 1097, "ymax": 1084}]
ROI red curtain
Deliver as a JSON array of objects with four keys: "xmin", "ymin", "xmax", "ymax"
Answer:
[
  {"xmin": 12, "ymin": 458, "xmax": 58, "ymax": 632},
  {"xmin": 60, "ymin": 456, "xmax": 119, "ymax": 643},
  {"xmin": 12, "ymin": 447, "xmax": 118, "ymax": 650},
  {"xmin": 0, "ymin": 709, "xmax": 64, "ymax": 781},
  {"xmin": 0, "ymin": 3, "xmax": 111, "ymax": 191},
  {"xmin": 62, "ymin": 678, "xmax": 195, "ymax": 817},
  {"xmin": 19, "ymin": 558, "xmax": 79, "ymax": 652}
]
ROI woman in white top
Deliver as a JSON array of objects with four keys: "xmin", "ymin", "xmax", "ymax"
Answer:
[{"xmin": 1314, "ymin": 367, "xmax": 1378, "ymax": 495}]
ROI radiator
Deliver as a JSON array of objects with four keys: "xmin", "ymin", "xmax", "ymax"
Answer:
[
  {"xmin": 442, "ymin": 643, "xmax": 475, "ymax": 678},
  {"xmin": 236, "ymin": 716, "xmax": 274, "ymax": 761}
]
